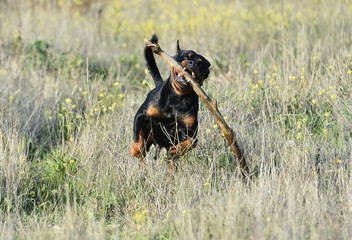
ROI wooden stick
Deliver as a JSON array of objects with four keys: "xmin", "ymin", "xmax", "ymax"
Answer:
[{"xmin": 145, "ymin": 39, "xmax": 250, "ymax": 179}]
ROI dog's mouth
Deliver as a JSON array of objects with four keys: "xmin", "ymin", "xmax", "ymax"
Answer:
[{"xmin": 172, "ymin": 67, "xmax": 195, "ymax": 87}]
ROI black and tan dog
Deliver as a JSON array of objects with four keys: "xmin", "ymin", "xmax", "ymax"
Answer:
[{"xmin": 131, "ymin": 35, "xmax": 211, "ymax": 170}]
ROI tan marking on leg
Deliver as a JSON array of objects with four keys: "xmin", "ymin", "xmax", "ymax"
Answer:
[
  {"xmin": 131, "ymin": 130, "xmax": 154, "ymax": 161},
  {"xmin": 131, "ymin": 133, "xmax": 145, "ymax": 160},
  {"xmin": 168, "ymin": 138, "xmax": 196, "ymax": 158},
  {"xmin": 169, "ymin": 158, "xmax": 177, "ymax": 176}
]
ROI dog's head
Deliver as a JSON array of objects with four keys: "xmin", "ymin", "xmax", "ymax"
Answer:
[{"xmin": 171, "ymin": 40, "xmax": 211, "ymax": 91}]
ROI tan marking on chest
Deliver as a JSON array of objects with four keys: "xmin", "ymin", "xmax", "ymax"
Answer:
[
  {"xmin": 147, "ymin": 106, "xmax": 163, "ymax": 117},
  {"xmin": 178, "ymin": 115, "xmax": 196, "ymax": 127}
]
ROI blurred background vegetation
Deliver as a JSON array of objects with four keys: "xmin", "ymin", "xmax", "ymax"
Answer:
[{"xmin": 0, "ymin": 0, "xmax": 351, "ymax": 239}]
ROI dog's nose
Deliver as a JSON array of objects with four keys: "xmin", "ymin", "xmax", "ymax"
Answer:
[{"xmin": 187, "ymin": 60, "xmax": 196, "ymax": 67}]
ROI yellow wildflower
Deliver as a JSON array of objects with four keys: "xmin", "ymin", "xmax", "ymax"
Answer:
[
  {"xmin": 65, "ymin": 98, "xmax": 72, "ymax": 104},
  {"xmin": 72, "ymin": 104, "xmax": 77, "ymax": 109},
  {"xmin": 144, "ymin": 68, "xmax": 150, "ymax": 74},
  {"xmin": 331, "ymin": 94, "xmax": 337, "ymax": 100},
  {"xmin": 324, "ymin": 112, "xmax": 330, "ymax": 118},
  {"xmin": 133, "ymin": 209, "xmax": 149, "ymax": 223},
  {"xmin": 297, "ymin": 132, "xmax": 302, "ymax": 140},
  {"xmin": 312, "ymin": 99, "xmax": 317, "ymax": 104},
  {"xmin": 297, "ymin": 121, "xmax": 302, "ymax": 129},
  {"xmin": 75, "ymin": 0, "xmax": 82, "ymax": 6}
]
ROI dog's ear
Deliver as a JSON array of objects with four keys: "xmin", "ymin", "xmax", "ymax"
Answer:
[
  {"xmin": 176, "ymin": 40, "xmax": 181, "ymax": 53},
  {"xmin": 150, "ymin": 34, "xmax": 158, "ymax": 44}
]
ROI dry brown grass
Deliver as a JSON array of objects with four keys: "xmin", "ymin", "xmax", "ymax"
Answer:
[{"xmin": 0, "ymin": 0, "xmax": 351, "ymax": 239}]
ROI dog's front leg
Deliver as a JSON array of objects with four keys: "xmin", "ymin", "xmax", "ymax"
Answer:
[
  {"xmin": 167, "ymin": 138, "xmax": 197, "ymax": 173},
  {"xmin": 131, "ymin": 114, "xmax": 153, "ymax": 164}
]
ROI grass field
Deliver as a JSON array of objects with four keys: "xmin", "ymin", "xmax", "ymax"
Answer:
[{"xmin": 0, "ymin": 0, "xmax": 352, "ymax": 239}]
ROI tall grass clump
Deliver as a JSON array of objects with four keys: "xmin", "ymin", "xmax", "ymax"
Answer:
[{"xmin": 0, "ymin": 0, "xmax": 351, "ymax": 239}]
